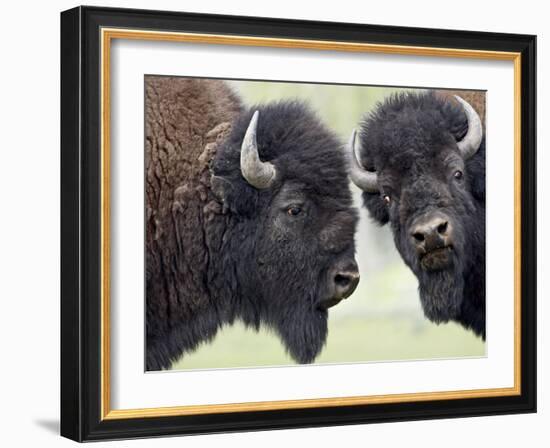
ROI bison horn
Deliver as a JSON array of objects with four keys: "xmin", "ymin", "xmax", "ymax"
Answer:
[
  {"xmin": 454, "ymin": 95, "xmax": 483, "ymax": 160},
  {"xmin": 348, "ymin": 129, "xmax": 379, "ymax": 193},
  {"xmin": 240, "ymin": 110, "xmax": 277, "ymax": 189}
]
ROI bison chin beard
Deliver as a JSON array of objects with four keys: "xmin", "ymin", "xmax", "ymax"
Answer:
[
  {"xmin": 273, "ymin": 306, "xmax": 328, "ymax": 364},
  {"xmin": 418, "ymin": 268, "xmax": 464, "ymax": 324}
]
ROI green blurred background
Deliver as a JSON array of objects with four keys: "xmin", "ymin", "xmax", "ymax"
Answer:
[{"xmin": 170, "ymin": 79, "xmax": 485, "ymax": 371}]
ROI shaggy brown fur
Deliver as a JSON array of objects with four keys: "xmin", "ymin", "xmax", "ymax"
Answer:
[{"xmin": 145, "ymin": 77, "xmax": 242, "ymax": 354}]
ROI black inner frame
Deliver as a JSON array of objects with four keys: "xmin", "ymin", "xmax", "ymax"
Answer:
[{"xmin": 60, "ymin": 6, "xmax": 536, "ymax": 442}]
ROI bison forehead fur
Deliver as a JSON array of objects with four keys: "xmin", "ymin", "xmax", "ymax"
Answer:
[
  {"xmin": 358, "ymin": 91, "xmax": 486, "ymax": 338},
  {"xmin": 146, "ymin": 77, "xmax": 357, "ymax": 370}
]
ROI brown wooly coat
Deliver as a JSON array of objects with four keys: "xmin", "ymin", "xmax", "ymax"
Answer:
[{"xmin": 145, "ymin": 76, "xmax": 242, "ymax": 368}]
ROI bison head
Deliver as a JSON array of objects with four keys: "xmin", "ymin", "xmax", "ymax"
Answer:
[
  {"xmin": 349, "ymin": 92, "xmax": 485, "ymax": 327},
  {"xmin": 211, "ymin": 101, "xmax": 359, "ymax": 363}
]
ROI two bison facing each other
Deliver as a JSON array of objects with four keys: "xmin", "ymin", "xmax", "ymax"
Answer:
[
  {"xmin": 146, "ymin": 77, "xmax": 486, "ymax": 371},
  {"xmin": 146, "ymin": 77, "xmax": 359, "ymax": 370}
]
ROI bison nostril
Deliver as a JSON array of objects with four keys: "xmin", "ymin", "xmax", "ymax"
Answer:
[
  {"xmin": 335, "ymin": 274, "xmax": 351, "ymax": 288},
  {"xmin": 413, "ymin": 232, "xmax": 425, "ymax": 243},
  {"xmin": 437, "ymin": 221, "xmax": 448, "ymax": 235},
  {"xmin": 332, "ymin": 269, "xmax": 359, "ymax": 299}
]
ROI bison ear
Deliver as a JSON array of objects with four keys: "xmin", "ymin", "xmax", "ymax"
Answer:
[
  {"xmin": 362, "ymin": 192, "xmax": 390, "ymax": 225},
  {"xmin": 465, "ymin": 143, "xmax": 486, "ymax": 202},
  {"xmin": 470, "ymin": 173, "xmax": 485, "ymax": 202},
  {"xmin": 210, "ymin": 174, "xmax": 259, "ymax": 216}
]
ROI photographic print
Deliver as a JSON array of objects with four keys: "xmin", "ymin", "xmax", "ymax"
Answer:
[{"xmin": 145, "ymin": 76, "xmax": 486, "ymax": 372}]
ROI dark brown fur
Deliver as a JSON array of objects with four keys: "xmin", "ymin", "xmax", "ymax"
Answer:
[{"xmin": 146, "ymin": 77, "xmax": 242, "ymax": 365}]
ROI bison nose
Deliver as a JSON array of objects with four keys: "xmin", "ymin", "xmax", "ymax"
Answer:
[
  {"xmin": 333, "ymin": 260, "xmax": 360, "ymax": 299},
  {"xmin": 411, "ymin": 213, "xmax": 452, "ymax": 253}
]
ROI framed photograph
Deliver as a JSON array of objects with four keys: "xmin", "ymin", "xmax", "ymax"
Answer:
[{"xmin": 60, "ymin": 6, "xmax": 536, "ymax": 441}]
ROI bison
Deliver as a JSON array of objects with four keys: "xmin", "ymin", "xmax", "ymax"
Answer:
[
  {"xmin": 146, "ymin": 76, "xmax": 359, "ymax": 370},
  {"xmin": 348, "ymin": 91, "xmax": 485, "ymax": 338}
]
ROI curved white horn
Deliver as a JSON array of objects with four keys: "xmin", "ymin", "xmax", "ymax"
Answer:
[
  {"xmin": 240, "ymin": 111, "xmax": 277, "ymax": 189},
  {"xmin": 454, "ymin": 95, "xmax": 483, "ymax": 160},
  {"xmin": 348, "ymin": 129, "xmax": 379, "ymax": 193}
]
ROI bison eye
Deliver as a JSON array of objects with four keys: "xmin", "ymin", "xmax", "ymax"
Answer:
[
  {"xmin": 287, "ymin": 206, "xmax": 302, "ymax": 216},
  {"xmin": 383, "ymin": 195, "xmax": 391, "ymax": 205},
  {"xmin": 454, "ymin": 170, "xmax": 463, "ymax": 180}
]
